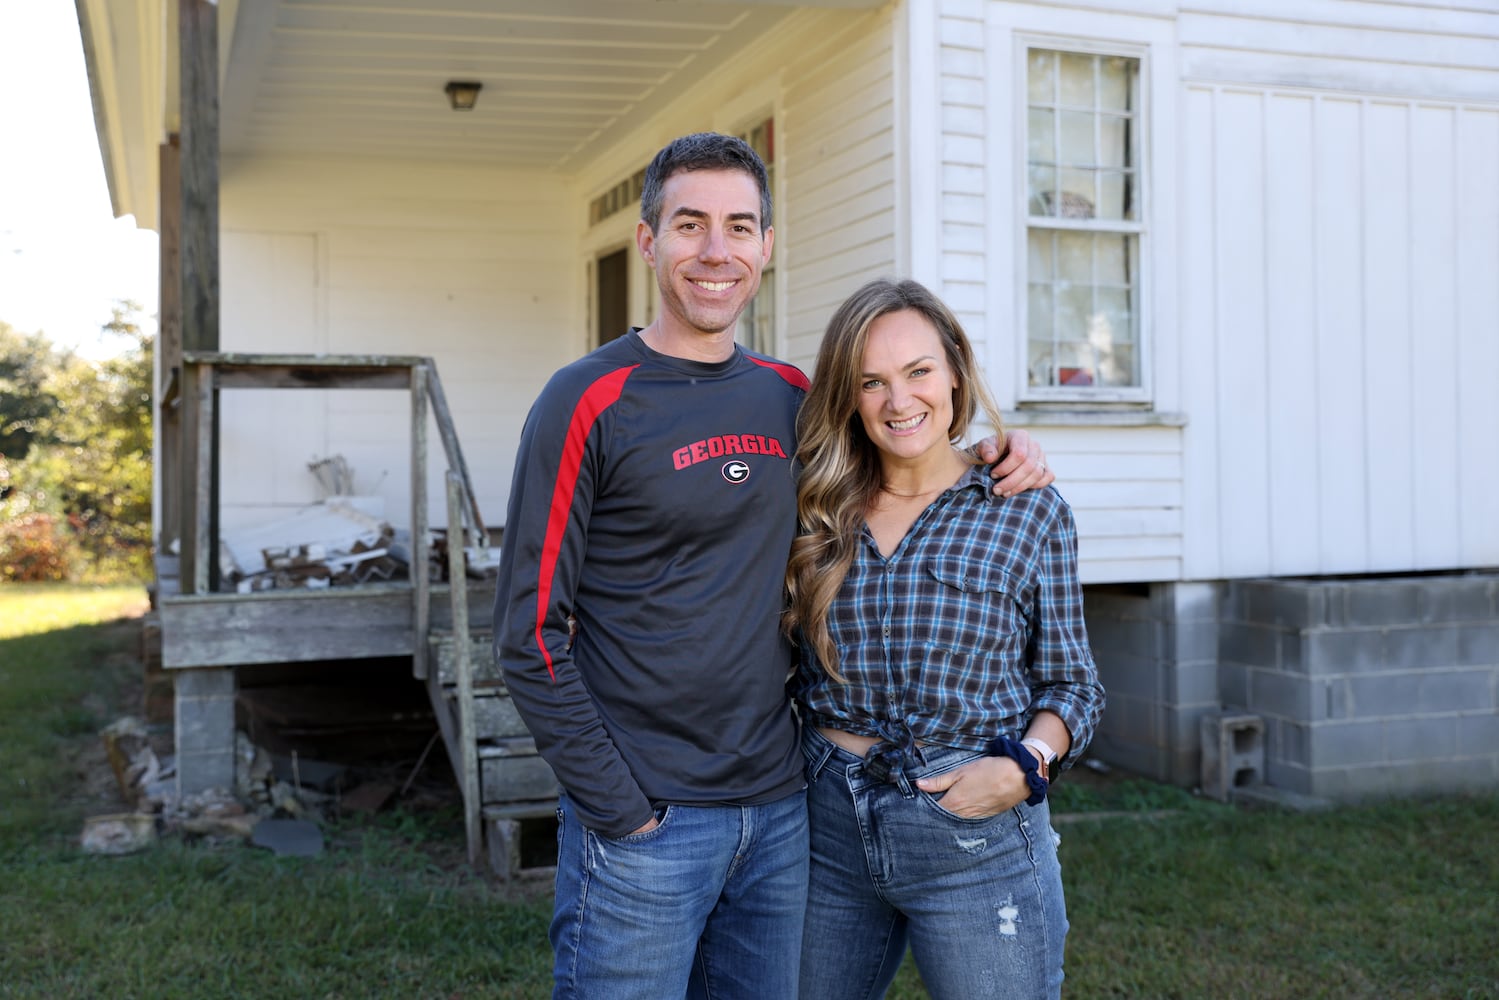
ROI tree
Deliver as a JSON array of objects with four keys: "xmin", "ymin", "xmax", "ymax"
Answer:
[
  {"xmin": 0, "ymin": 305, "xmax": 154, "ymax": 581},
  {"xmin": 0, "ymin": 321, "xmax": 63, "ymax": 460}
]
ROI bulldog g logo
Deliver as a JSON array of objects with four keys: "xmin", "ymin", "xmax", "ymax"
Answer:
[{"xmin": 722, "ymin": 460, "xmax": 750, "ymax": 484}]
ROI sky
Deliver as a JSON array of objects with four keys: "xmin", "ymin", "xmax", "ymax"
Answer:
[{"xmin": 0, "ymin": 4, "xmax": 159, "ymax": 358}]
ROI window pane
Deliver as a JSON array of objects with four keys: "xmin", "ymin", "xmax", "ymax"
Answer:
[
  {"xmin": 1028, "ymin": 231, "xmax": 1053, "ymax": 281},
  {"xmin": 1056, "ymin": 286, "xmax": 1091, "ymax": 344},
  {"xmin": 1028, "ymin": 108, "xmax": 1055, "ymax": 164},
  {"xmin": 1098, "ymin": 57, "xmax": 1133, "ymax": 111},
  {"xmin": 1025, "ymin": 232, "xmax": 1139, "ymax": 389},
  {"xmin": 1028, "ymin": 164, "xmax": 1057, "ymax": 217},
  {"xmin": 1095, "ymin": 233, "xmax": 1130, "ymax": 285},
  {"xmin": 1027, "ymin": 340, "xmax": 1054, "ymax": 387},
  {"xmin": 1099, "ymin": 114, "xmax": 1131, "ymax": 169},
  {"xmin": 1027, "ymin": 284, "xmax": 1053, "ymax": 341},
  {"xmin": 1058, "ymin": 169, "xmax": 1096, "ymax": 219},
  {"xmin": 1055, "ymin": 340, "xmax": 1096, "ymax": 386},
  {"xmin": 1056, "ymin": 231, "xmax": 1092, "ymax": 283},
  {"xmin": 1058, "ymin": 110, "xmax": 1094, "ymax": 165},
  {"xmin": 1097, "ymin": 171, "xmax": 1133, "ymax": 221},
  {"xmin": 1059, "ymin": 52, "xmax": 1093, "ymax": 106},
  {"xmin": 1027, "ymin": 50, "xmax": 1056, "ymax": 103},
  {"xmin": 1099, "ymin": 344, "xmax": 1135, "ymax": 387}
]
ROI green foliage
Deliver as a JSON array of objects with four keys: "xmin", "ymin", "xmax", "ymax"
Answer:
[{"xmin": 0, "ymin": 307, "xmax": 153, "ymax": 581}]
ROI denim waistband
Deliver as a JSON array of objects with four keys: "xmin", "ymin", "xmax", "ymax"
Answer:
[{"xmin": 803, "ymin": 726, "xmax": 988, "ymax": 796}]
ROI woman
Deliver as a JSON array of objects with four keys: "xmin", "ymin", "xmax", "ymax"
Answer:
[{"xmin": 785, "ymin": 278, "xmax": 1105, "ymax": 1000}]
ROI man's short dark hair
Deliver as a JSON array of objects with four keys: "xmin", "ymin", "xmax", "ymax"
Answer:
[{"xmin": 640, "ymin": 132, "xmax": 773, "ymax": 234}]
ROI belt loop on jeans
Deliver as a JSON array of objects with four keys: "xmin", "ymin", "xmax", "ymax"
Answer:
[{"xmin": 806, "ymin": 732, "xmax": 837, "ymax": 782}]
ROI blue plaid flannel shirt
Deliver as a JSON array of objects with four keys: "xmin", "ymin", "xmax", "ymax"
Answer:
[{"xmin": 796, "ymin": 465, "xmax": 1105, "ymax": 769}]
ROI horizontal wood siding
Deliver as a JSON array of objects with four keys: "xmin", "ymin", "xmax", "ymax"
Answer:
[
  {"xmin": 781, "ymin": 15, "xmax": 897, "ymax": 369},
  {"xmin": 1180, "ymin": 85, "xmax": 1499, "ymax": 577},
  {"xmin": 219, "ymin": 158, "xmax": 575, "ymax": 532},
  {"xmin": 938, "ymin": 0, "xmax": 990, "ymax": 364}
]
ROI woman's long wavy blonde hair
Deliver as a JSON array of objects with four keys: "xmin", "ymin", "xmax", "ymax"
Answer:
[{"xmin": 784, "ymin": 278, "xmax": 1005, "ymax": 679}]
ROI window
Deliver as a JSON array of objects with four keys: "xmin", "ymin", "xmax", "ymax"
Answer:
[
  {"xmin": 736, "ymin": 117, "xmax": 775, "ymax": 356},
  {"xmin": 1024, "ymin": 48, "xmax": 1142, "ymax": 394}
]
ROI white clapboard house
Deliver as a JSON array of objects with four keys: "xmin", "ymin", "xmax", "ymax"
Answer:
[{"xmin": 78, "ymin": 0, "xmax": 1498, "ymax": 863}]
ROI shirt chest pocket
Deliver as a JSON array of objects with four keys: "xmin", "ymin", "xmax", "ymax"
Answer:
[{"xmin": 922, "ymin": 557, "xmax": 1032, "ymax": 657}]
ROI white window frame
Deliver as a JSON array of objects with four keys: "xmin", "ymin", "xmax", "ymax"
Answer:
[{"xmin": 1014, "ymin": 33, "xmax": 1153, "ymax": 406}]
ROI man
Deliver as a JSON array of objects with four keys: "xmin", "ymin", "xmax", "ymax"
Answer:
[{"xmin": 493, "ymin": 132, "xmax": 1050, "ymax": 999}]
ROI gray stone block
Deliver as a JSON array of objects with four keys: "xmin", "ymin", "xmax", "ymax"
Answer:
[
  {"xmin": 1200, "ymin": 710, "xmax": 1265, "ymax": 801},
  {"xmin": 177, "ymin": 750, "xmax": 235, "ymax": 795},
  {"xmin": 1244, "ymin": 581, "xmax": 1324, "ymax": 629},
  {"xmin": 1418, "ymin": 670, "xmax": 1495, "ymax": 715},
  {"xmin": 1167, "ymin": 621, "xmax": 1219, "ymax": 664},
  {"xmin": 1418, "ymin": 580, "xmax": 1498, "ymax": 624},
  {"xmin": 1322, "ymin": 678, "xmax": 1351, "ymax": 721},
  {"xmin": 1311, "ymin": 721, "xmax": 1384, "ymax": 768},
  {"xmin": 1263, "ymin": 757, "xmax": 1313, "ymax": 795},
  {"xmin": 173, "ymin": 666, "xmax": 236, "ymax": 699},
  {"xmin": 1345, "ymin": 581, "xmax": 1421, "ymax": 628},
  {"xmin": 1384, "ymin": 626, "xmax": 1461, "ymax": 669},
  {"xmin": 1347, "ymin": 674, "xmax": 1422, "ymax": 718},
  {"xmin": 1219, "ymin": 662, "xmax": 1251, "ymax": 707},
  {"xmin": 1273, "ymin": 719, "xmax": 1312, "ymax": 768},
  {"xmin": 1383, "ymin": 717, "xmax": 1457, "ymax": 762},
  {"xmin": 1094, "ymin": 651, "xmax": 1162, "ymax": 699},
  {"xmin": 1158, "ymin": 581, "xmax": 1220, "ymax": 623},
  {"xmin": 1220, "ymin": 622, "xmax": 1282, "ymax": 669},
  {"xmin": 1457, "ymin": 625, "xmax": 1499, "ymax": 667},
  {"xmin": 1167, "ymin": 661, "xmax": 1219, "ymax": 706},
  {"xmin": 1304, "ymin": 629, "xmax": 1387, "ymax": 675},
  {"xmin": 1456, "ymin": 712, "xmax": 1499, "ymax": 757},
  {"xmin": 1248, "ymin": 669, "xmax": 1313, "ymax": 721},
  {"xmin": 175, "ymin": 696, "xmax": 236, "ymax": 753}
]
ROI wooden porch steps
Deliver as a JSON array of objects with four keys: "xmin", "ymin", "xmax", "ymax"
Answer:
[{"xmin": 425, "ymin": 622, "xmax": 559, "ymax": 878}]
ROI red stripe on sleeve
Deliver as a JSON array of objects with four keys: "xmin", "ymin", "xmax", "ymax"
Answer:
[
  {"xmin": 534, "ymin": 365, "xmax": 638, "ymax": 681},
  {"xmin": 748, "ymin": 355, "xmax": 811, "ymax": 391}
]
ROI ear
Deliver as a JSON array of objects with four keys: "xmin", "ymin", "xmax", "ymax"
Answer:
[
  {"xmin": 761, "ymin": 225, "xmax": 775, "ymax": 266},
  {"xmin": 636, "ymin": 219, "xmax": 656, "ymax": 265}
]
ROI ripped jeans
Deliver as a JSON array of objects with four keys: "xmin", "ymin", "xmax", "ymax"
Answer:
[{"xmin": 799, "ymin": 727, "xmax": 1067, "ymax": 1000}]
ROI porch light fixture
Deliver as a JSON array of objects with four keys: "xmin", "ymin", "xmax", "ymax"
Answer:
[{"xmin": 444, "ymin": 80, "xmax": 482, "ymax": 111}]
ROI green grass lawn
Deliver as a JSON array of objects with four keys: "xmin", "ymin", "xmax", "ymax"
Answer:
[{"xmin": 2, "ymin": 583, "xmax": 1495, "ymax": 998}]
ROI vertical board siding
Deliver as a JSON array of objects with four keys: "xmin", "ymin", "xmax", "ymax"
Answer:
[
  {"xmin": 1409, "ymin": 106, "xmax": 1461, "ymax": 569},
  {"xmin": 1455, "ymin": 110, "xmax": 1499, "ymax": 563},
  {"xmin": 1184, "ymin": 83, "xmax": 1499, "ymax": 577},
  {"xmin": 1312, "ymin": 98, "xmax": 1369, "ymax": 572},
  {"xmin": 1212, "ymin": 89, "xmax": 1272, "ymax": 577},
  {"xmin": 1263, "ymin": 94, "xmax": 1321, "ymax": 575},
  {"xmin": 1361, "ymin": 101, "xmax": 1415, "ymax": 571},
  {"xmin": 782, "ymin": 16, "xmax": 897, "ymax": 368}
]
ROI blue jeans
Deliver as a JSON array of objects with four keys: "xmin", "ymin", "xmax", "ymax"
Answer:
[
  {"xmin": 549, "ymin": 789, "xmax": 809, "ymax": 999},
  {"xmin": 800, "ymin": 728, "xmax": 1068, "ymax": 1000}
]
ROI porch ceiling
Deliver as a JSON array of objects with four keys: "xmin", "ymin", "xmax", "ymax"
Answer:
[{"xmin": 222, "ymin": 0, "xmax": 881, "ymax": 171}]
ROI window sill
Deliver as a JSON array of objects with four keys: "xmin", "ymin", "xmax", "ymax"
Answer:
[{"xmin": 1002, "ymin": 407, "xmax": 1186, "ymax": 427}]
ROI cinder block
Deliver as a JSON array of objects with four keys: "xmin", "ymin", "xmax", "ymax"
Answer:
[
  {"xmin": 1418, "ymin": 580, "xmax": 1498, "ymax": 624},
  {"xmin": 1457, "ymin": 712, "xmax": 1499, "ymax": 756},
  {"xmin": 1457, "ymin": 625, "xmax": 1499, "ymax": 668},
  {"xmin": 1249, "ymin": 669, "xmax": 1313, "ymax": 721},
  {"xmin": 173, "ymin": 666, "xmax": 236, "ymax": 699},
  {"xmin": 175, "ymin": 695, "xmax": 236, "ymax": 754},
  {"xmin": 1304, "ymin": 629, "xmax": 1386, "ymax": 675},
  {"xmin": 1384, "ymin": 626, "xmax": 1460, "ymax": 669},
  {"xmin": 178, "ymin": 749, "xmax": 235, "ymax": 795},
  {"xmin": 1348, "ymin": 675, "xmax": 1421, "ymax": 719},
  {"xmin": 1345, "ymin": 581, "xmax": 1421, "ymax": 628},
  {"xmin": 1200, "ymin": 710, "xmax": 1265, "ymax": 801},
  {"xmin": 1383, "ymin": 717, "xmax": 1456, "ymax": 762},
  {"xmin": 1219, "ymin": 622, "xmax": 1281, "ymax": 669},
  {"xmin": 1311, "ymin": 720, "xmax": 1384, "ymax": 768}
]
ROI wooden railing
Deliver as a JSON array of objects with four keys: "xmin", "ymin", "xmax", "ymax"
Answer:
[{"xmin": 165, "ymin": 352, "xmax": 486, "ymax": 678}]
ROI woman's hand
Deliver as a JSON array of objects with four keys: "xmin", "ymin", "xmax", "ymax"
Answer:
[{"xmin": 915, "ymin": 756, "xmax": 1031, "ymax": 819}]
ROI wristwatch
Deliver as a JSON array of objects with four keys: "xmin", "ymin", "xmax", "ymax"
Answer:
[{"xmin": 1020, "ymin": 737, "xmax": 1059, "ymax": 783}]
